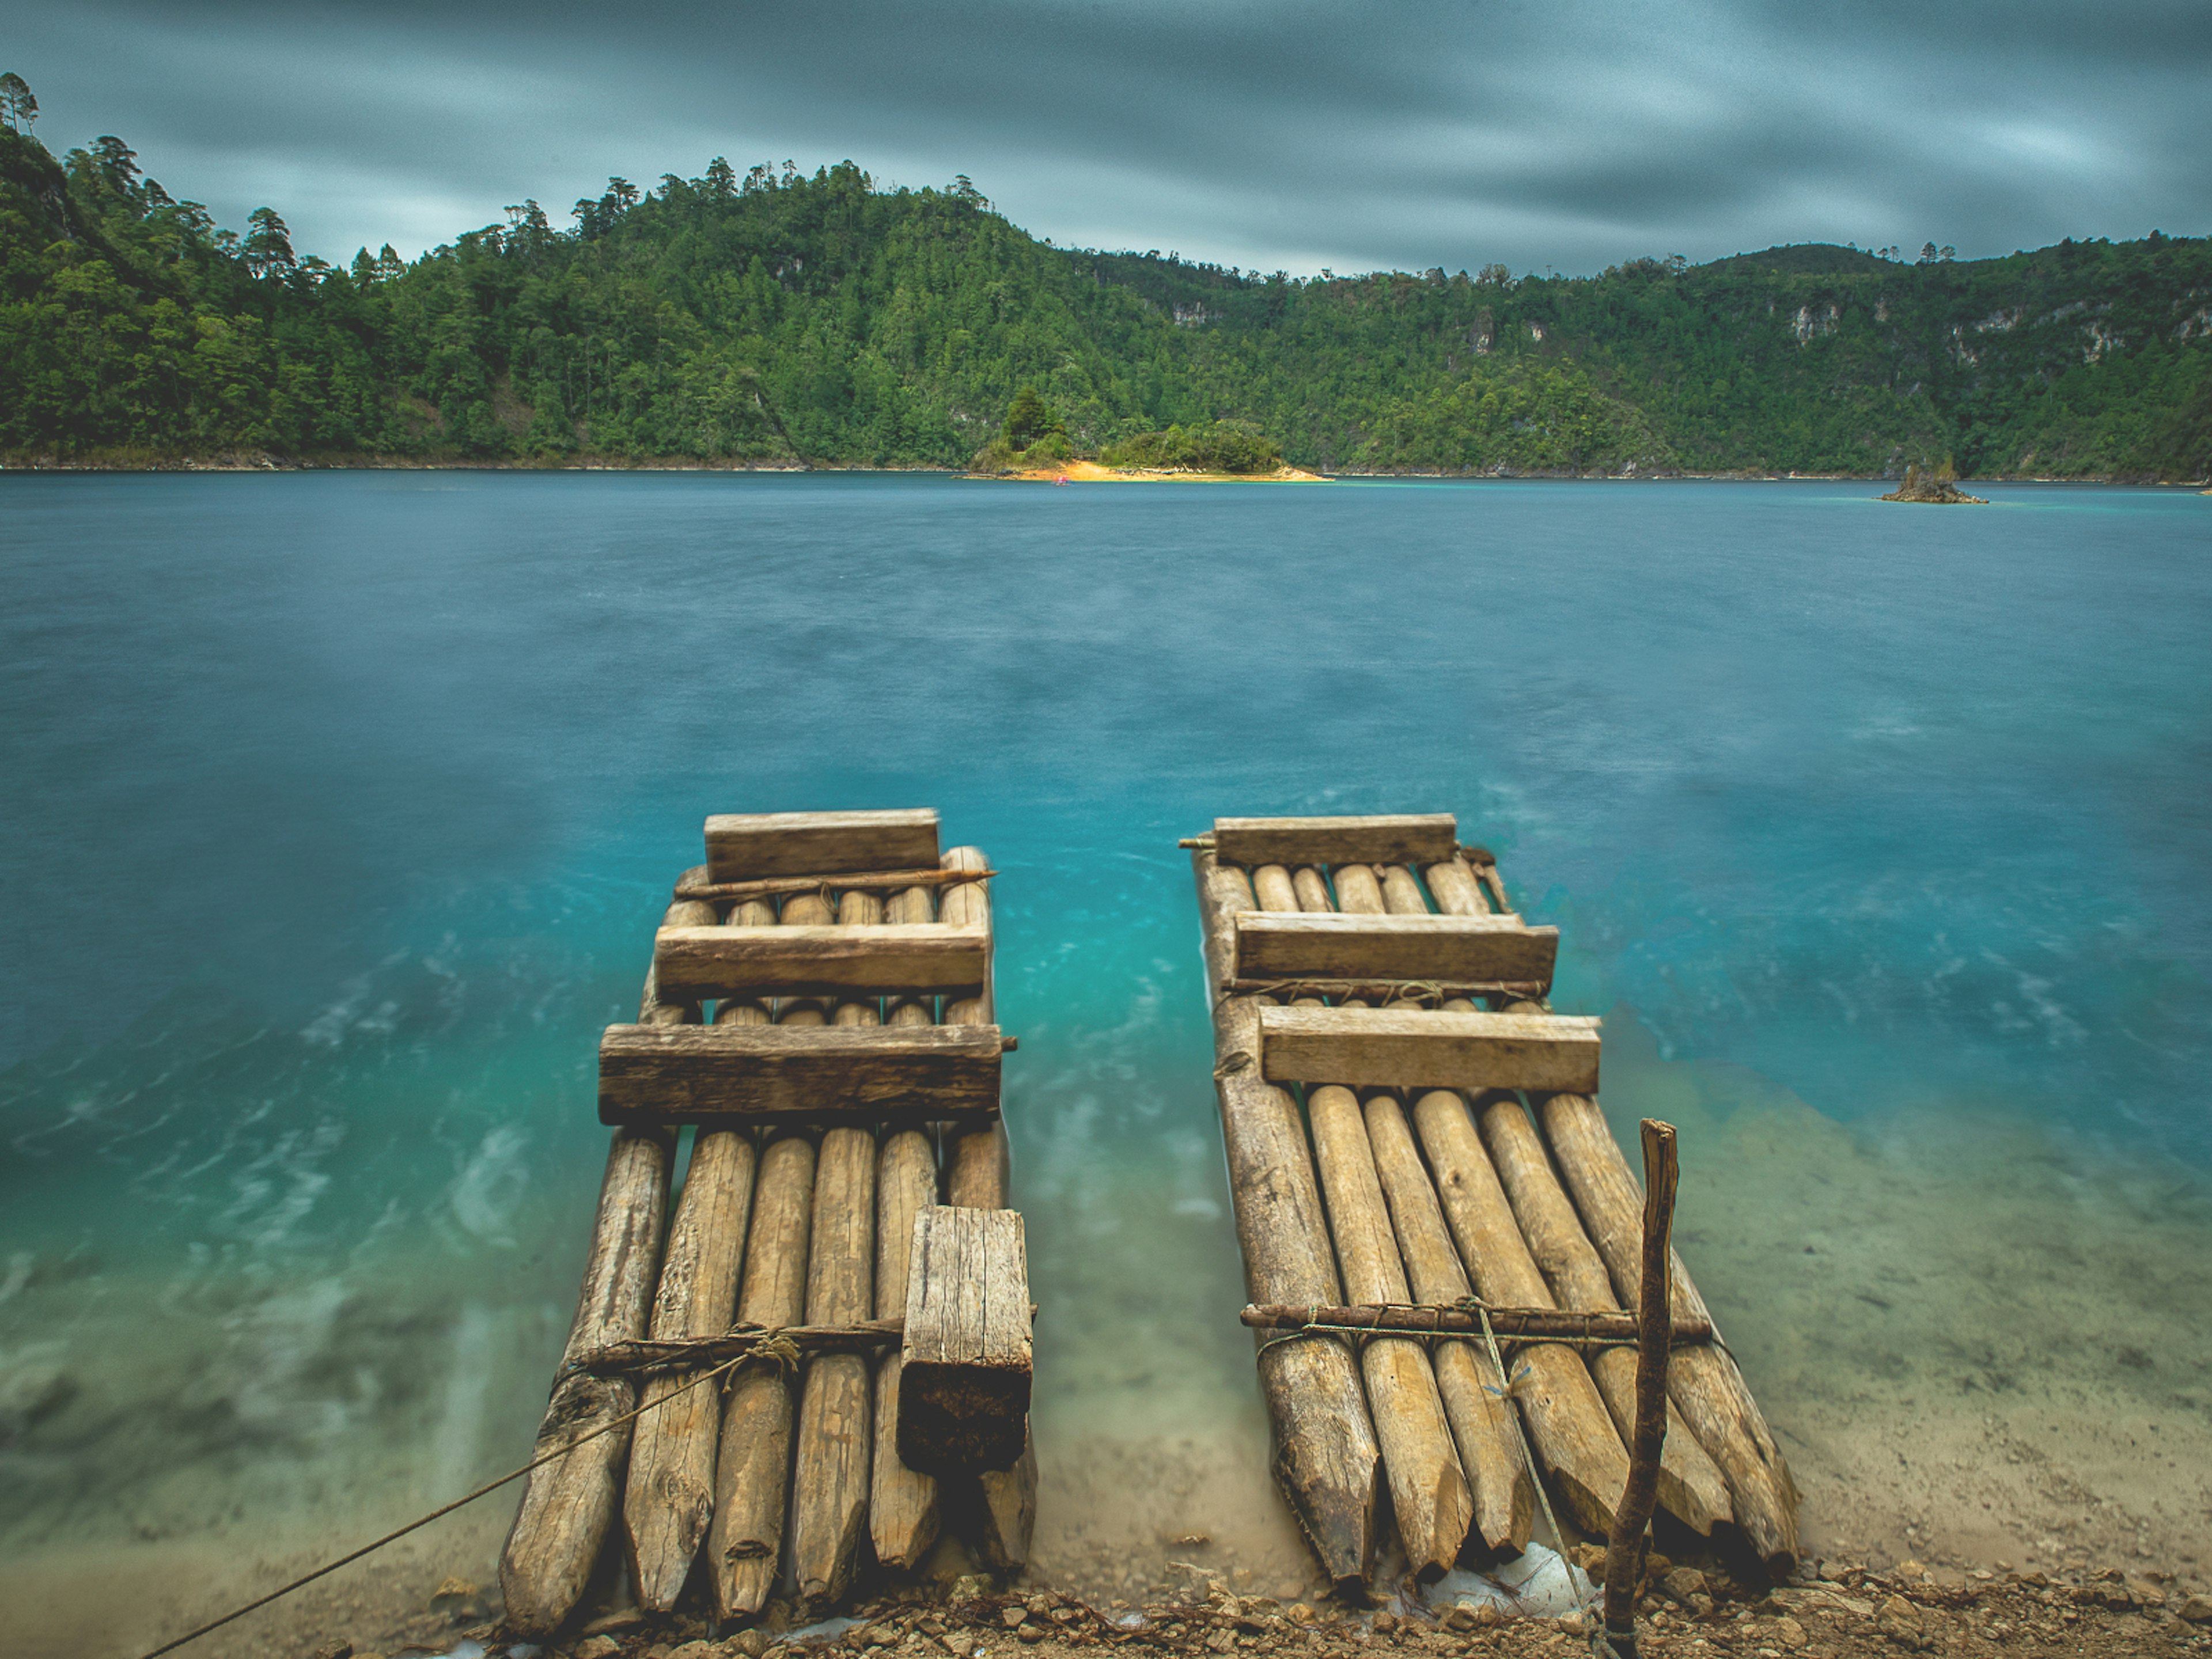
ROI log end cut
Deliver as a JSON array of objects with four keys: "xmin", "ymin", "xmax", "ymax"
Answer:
[{"xmin": 898, "ymin": 1206, "xmax": 1032, "ymax": 1475}]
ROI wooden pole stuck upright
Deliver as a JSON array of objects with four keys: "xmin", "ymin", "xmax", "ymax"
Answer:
[{"xmin": 1602, "ymin": 1120, "xmax": 1680, "ymax": 1657}]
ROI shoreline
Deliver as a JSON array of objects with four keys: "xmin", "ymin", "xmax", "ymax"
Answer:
[{"xmin": 1, "ymin": 453, "xmax": 2205, "ymax": 487}]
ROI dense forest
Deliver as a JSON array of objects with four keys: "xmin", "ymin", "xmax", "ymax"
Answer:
[{"xmin": 3, "ymin": 90, "xmax": 2209, "ymax": 478}]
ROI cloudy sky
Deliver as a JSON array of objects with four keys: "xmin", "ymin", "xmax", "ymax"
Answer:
[{"xmin": 12, "ymin": 0, "xmax": 2209, "ymax": 275}]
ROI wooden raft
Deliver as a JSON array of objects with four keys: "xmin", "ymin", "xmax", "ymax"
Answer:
[
  {"xmin": 501, "ymin": 810, "xmax": 1036, "ymax": 1637},
  {"xmin": 1188, "ymin": 813, "xmax": 1801, "ymax": 1595}
]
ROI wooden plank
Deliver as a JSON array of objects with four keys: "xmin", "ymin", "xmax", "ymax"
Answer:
[
  {"xmin": 1260, "ymin": 1005, "xmax": 1600, "ymax": 1093},
  {"xmin": 898, "ymin": 1206, "xmax": 1033, "ymax": 1475},
  {"xmin": 652, "ymin": 922, "xmax": 988, "ymax": 1000},
  {"xmin": 1232, "ymin": 911, "xmax": 1559, "ymax": 986},
  {"xmin": 597, "ymin": 1022, "xmax": 1003, "ymax": 1126},
  {"xmin": 706, "ymin": 808, "xmax": 940, "ymax": 882},
  {"xmin": 1192, "ymin": 851, "xmax": 1381, "ymax": 1594},
  {"xmin": 1213, "ymin": 813, "xmax": 1457, "ymax": 869}
]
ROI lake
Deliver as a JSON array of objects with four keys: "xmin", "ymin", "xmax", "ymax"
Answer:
[{"xmin": 2, "ymin": 471, "xmax": 2209, "ymax": 1653}]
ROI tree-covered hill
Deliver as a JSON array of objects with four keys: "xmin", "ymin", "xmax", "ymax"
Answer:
[{"xmin": 3, "ymin": 109, "xmax": 2208, "ymax": 479}]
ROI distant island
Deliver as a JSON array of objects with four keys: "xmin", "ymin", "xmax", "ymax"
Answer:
[
  {"xmin": 966, "ymin": 396, "xmax": 1318, "ymax": 481},
  {"xmin": 1, "ymin": 74, "xmax": 2207, "ymax": 482},
  {"xmin": 1878, "ymin": 459, "xmax": 1988, "ymax": 503}
]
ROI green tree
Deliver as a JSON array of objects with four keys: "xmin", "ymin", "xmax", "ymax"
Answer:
[{"xmin": 0, "ymin": 73, "xmax": 34, "ymax": 134}]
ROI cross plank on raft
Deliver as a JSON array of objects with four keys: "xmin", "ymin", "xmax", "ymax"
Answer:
[
  {"xmin": 1213, "ymin": 813, "xmax": 1457, "ymax": 869},
  {"xmin": 706, "ymin": 808, "xmax": 940, "ymax": 882},
  {"xmin": 1232, "ymin": 911, "xmax": 1559, "ymax": 986},
  {"xmin": 899, "ymin": 1205, "xmax": 1032, "ymax": 1475},
  {"xmin": 1259, "ymin": 1005, "xmax": 1600, "ymax": 1093},
  {"xmin": 652, "ymin": 923, "xmax": 988, "ymax": 1000},
  {"xmin": 597, "ymin": 1022, "xmax": 1004, "ymax": 1125}
]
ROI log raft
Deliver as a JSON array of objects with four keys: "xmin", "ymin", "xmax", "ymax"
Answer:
[
  {"xmin": 1188, "ymin": 813, "xmax": 1801, "ymax": 1594},
  {"xmin": 502, "ymin": 813, "xmax": 1032, "ymax": 1635}
]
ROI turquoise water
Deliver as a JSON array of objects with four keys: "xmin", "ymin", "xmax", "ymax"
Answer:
[{"xmin": 3, "ymin": 474, "xmax": 2210, "ymax": 1636}]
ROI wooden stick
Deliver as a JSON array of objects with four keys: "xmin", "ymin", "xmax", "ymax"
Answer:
[
  {"xmin": 937, "ymin": 847, "xmax": 1039, "ymax": 1574},
  {"xmin": 871, "ymin": 880, "xmax": 943, "ymax": 1571},
  {"xmin": 1221, "ymin": 977, "xmax": 1550, "ymax": 1002},
  {"xmin": 709, "ymin": 888, "xmax": 830, "ymax": 1618},
  {"xmin": 1604, "ymin": 1122, "xmax": 1679, "ymax": 1651},
  {"xmin": 1237, "ymin": 1305, "xmax": 1711, "ymax": 1344},
  {"xmin": 1291, "ymin": 861, "xmax": 1471, "ymax": 1581},
  {"xmin": 1411, "ymin": 1080, "xmax": 1633, "ymax": 1537},
  {"xmin": 675, "ymin": 866, "xmax": 997, "ymax": 903},
  {"xmin": 1193, "ymin": 850, "xmax": 1381, "ymax": 1594},
  {"xmin": 1478, "ymin": 1096, "xmax": 1732, "ymax": 1538},
  {"xmin": 789, "ymin": 888, "xmax": 884, "ymax": 1611},
  {"xmin": 499, "ymin": 903, "xmax": 699, "ymax": 1635}
]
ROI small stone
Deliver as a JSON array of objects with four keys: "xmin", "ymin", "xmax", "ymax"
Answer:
[
  {"xmin": 1014, "ymin": 1631, "xmax": 1044, "ymax": 1646},
  {"xmin": 1774, "ymin": 1615, "xmax": 1808, "ymax": 1650},
  {"xmin": 951, "ymin": 1575, "xmax": 992, "ymax": 1604},
  {"xmin": 1285, "ymin": 1604, "xmax": 1317, "ymax": 1627},
  {"xmin": 1664, "ymin": 1569, "xmax": 1710, "ymax": 1604},
  {"xmin": 575, "ymin": 1639, "xmax": 622, "ymax": 1659},
  {"xmin": 311, "ymin": 1644, "xmax": 353, "ymax": 1659},
  {"xmin": 1558, "ymin": 1611, "xmax": 1588, "ymax": 1635},
  {"xmin": 1895, "ymin": 1562, "xmax": 1926, "ymax": 1582},
  {"xmin": 1370, "ymin": 1611, "xmax": 1397, "ymax": 1635},
  {"xmin": 585, "ymin": 1610, "xmax": 650, "ymax": 1637},
  {"xmin": 669, "ymin": 1643, "xmax": 718, "ymax": 1659},
  {"xmin": 1001, "ymin": 1610, "xmax": 1027, "ymax": 1629},
  {"xmin": 726, "ymin": 1631, "xmax": 772, "ymax": 1658},
  {"xmin": 2177, "ymin": 1595, "xmax": 2212, "ymax": 1626}
]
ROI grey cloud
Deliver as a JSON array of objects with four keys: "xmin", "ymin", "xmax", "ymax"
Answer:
[{"xmin": 10, "ymin": 0, "xmax": 2207, "ymax": 274}]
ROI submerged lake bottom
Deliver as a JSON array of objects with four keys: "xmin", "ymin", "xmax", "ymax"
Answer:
[{"xmin": 1, "ymin": 472, "xmax": 2207, "ymax": 1656}]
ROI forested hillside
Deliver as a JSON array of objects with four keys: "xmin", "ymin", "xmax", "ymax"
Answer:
[{"xmin": 3, "ymin": 111, "xmax": 2209, "ymax": 478}]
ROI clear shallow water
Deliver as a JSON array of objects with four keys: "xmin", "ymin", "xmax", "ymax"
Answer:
[{"xmin": 2, "ymin": 473, "xmax": 2210, "ymax": 1630}]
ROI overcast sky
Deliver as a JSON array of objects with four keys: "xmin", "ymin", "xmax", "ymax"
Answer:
[{"xmin": 12, "ymin": 0, "xmax": 2209, "ymax": 276}]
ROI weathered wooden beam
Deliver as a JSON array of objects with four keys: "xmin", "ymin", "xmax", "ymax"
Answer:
[
  {"xmin": 1259, "ymin": 1005, "xmax": 1600, "ymax": 1093},
  {"xmin": 597, "ymin": 1022, "xmax": 1004, "ymax": 1126},
  {"xmin": 652, "ymin": 922, "xmax": 989, "ymax": 1001},
  {"xmin": 1193, "ymin": 851, "xmax": 1381, "ymax": 1596},
  {"xmin": 500, "ymin": 1126, "xmax": 674, "ymax": 1635},
  {"xmin": 622, "ymin": 1123, "xmax": 757, "ymax": 1610},
  {"xmin": 706, "ymin": 808, "xmax": 940, "ymax": 882},
  {"xmin": 898, "ymin": 1205, "xmax": 1032, "ymax": 1476},
  {"xmin": 1211, "ymin": 813, "xmax": 1457, "ymax": 869},
  {"xmin": 1232, "ymin": 911, "xmax": 1559, "ymax": 986}
]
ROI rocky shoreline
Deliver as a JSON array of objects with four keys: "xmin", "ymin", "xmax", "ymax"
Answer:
[{"xmin": 281, "ymin": 1552, "xmax": 2212, "ymax": 1659}]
